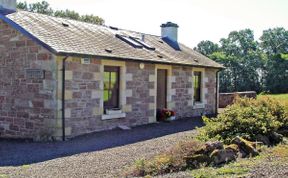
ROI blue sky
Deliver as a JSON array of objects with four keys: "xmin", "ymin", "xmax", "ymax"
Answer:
[{"xmin": 18, "ymin": 0, "xmax": 288, "ymax": 48}]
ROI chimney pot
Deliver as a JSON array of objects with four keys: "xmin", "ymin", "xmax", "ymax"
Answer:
[
  {"xmin": 0, "ymin": 0, "xmax": 16, "ymax": 15},
  {"xmin": 161, "ymin": 22, "xmax": 179, "ymax": 42}
]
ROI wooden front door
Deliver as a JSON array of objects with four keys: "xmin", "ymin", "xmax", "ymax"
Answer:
[{"xmin": 157, "ymin": 69, "xmax": 167, "ymax": 109}]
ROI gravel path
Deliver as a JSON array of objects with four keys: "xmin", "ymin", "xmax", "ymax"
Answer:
[
  {"xmin": 0, "ymin": 118, "xmax": 202, "ymax": 178},
  {"xmin": 248, "ymin": 156, "xmax": 288, "ymax": 178}
]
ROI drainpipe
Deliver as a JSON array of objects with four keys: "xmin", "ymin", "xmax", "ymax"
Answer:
[
  {"xmin": 215, "ymin": 69, "xmax": 222, "ymax": 115},
  {"xmin": 62, "ymin": 56, "xmax": 69, "ymax": 141}
]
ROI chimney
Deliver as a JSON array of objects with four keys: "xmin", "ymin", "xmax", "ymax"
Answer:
[
  {"xmin": 0, "ymin": 0, "xmax": 16, "ymax": 15},
  {"xmin": 161, "ymin": 22, "xmax": 179, "ymax": 42}
]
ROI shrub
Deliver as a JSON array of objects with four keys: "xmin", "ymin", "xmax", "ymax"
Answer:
[
  {"xmin": 128, "ymin": 140, "xmax": 204, "ymax": 176},
  {"xmin": 197, "ymin": 96, "xmax": 288, "ymax": 144}
]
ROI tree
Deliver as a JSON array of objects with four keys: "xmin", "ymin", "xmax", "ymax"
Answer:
[
  {"xmin": 195, "ymin": 28, "xmax": 288, "ymax": 94},
  {"xmin": 16, "ymin": 1, "xmax": 28, "ymax": 10},
  {"xmin": 212, "ymin": 29, "xmax": 262, "ymax": 93},
  {"xmin": 80, "ymin": 14, "xmax": 105, "ymax": 26},
  {"xmin": 260, "ymin": 28, "xmax": 288, "ymax": 55},
  {"xmin": 260, "ymin": 28, "xmax": 288, "ymax": 93},
  {"xmin": 28, "ymin": 1, "xmax": 53, "ymax": 15},
  {"xmin": 54, "ymin": 10, "xmax": 80, "ymax": 20},
  {"xmin": 194, "ymin": 40, "xmax": 219, "ymax": 56},
  {"xmin": 17, "ymin": 1, "xmax": 104, "ymax": 25}
]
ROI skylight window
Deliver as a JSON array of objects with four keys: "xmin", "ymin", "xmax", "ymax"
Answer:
[
  {"xmin": 116, "ymin": 34, "xmax": 143, "ymax": 48},
  {"xmin": 129, "ymin": 37, "xmax": 155, "ymax": 50}
]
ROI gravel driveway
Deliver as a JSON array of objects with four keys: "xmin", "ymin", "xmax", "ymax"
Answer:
[{"xmin": 0, "ymin": 118, "xmax": 203, "ymax": 178}]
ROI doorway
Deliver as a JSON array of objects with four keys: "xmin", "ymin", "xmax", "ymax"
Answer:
[{"xmin": 156, "ymin": 69, "xmax": 167, "ymax": 110}]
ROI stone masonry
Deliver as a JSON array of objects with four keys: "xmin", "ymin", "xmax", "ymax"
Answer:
[
  {"xmin": 0, "ymin": 19, "xmax": 218, "ymax": 140},
  {"xmin": 0, "ymin": 20, "xmax": 57, "ymax": 140}
]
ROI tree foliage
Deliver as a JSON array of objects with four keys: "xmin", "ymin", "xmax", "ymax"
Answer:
[
  {"xmin": 195, "ymin": 28, "xmax": 288, "ymax": 94},
  {"xmin": 17, "ymin": 1, "xmax": 104, "ymax": 25},
  {"xmin": 194, "ymin": 40, "xmax": 219, "ymax": 56},
  {"xmin": 260, "ymin": 28, "xmax": 288, "ymax": 93}
]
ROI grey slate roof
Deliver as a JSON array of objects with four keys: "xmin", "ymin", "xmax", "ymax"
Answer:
[{"xmin": 5, "ymin": 11, "xmax": 223, "ymax": 68}]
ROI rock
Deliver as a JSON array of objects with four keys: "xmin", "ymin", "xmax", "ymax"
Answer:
[
  {"xmin": 195, "ymin": 141, "xmax": 223, "ymax": 155},
  {"xmin": 185, "ymin": 154, "xmax": 211, "ymax": 168},
  {"xmin": 268, "ymin": 132, "xmax": 283, "ymax": 145},
  {"xmin": 210, "ymin": 148, "xmax": 237, "ymax": 165},
  {"xmin": 277, "ymin": 126, "xmax": 288, "ymax": 137},
  {"xmin": 256, "ymin": 134, "xmax": 271, "ymax": 146},
  {"xmin": 225, "ymin": 144, "xmax": 239, "ymax": 153},
  {"xmin": 232, "ymin": 136, "xmax": 259, "ymax": 157},
  {"xmin": 205, "ymin": 141, "xmax": 224, "ymax": 152}
]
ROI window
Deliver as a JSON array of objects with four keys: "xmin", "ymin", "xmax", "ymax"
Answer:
[
  {"xmin": 104, "ymin": 66, "xmax": 120, "ymax": 110},
  {"xmin": 193, "ymin": 71, "xmax": 202, "ymax": 102},
  {"xmin": 116, "ymin": 34, "xmax": 143, "ymax": 48},
  {"xmin": 129, "ymin": 37, "xmax": 156, "ymax": 50},
  {"xmin": 115, "ymin": 34, "xmax": 155, "ymax": 50}
]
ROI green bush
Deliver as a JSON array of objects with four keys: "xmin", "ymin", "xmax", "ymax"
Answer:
[{"xmin": 197, "ymin": 97, "xmax": 288, "ymax": 144}]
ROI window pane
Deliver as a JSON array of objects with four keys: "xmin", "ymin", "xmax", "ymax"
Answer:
[
  {"xmin": 193, "ymin": 72, "xmax": 202, "ymax": 102},
  {"xmin": 104, "ymin": 72, "xmax": 110, "ymax": 90},
  {"xmin": 103, "ymin": 66, "xmax": 120, "ymax": 110},
  {"xmin": 103, "ymin": 90, "xmax": 109, "ymax": 102},
  {"xmin": 110, "ymin": 72, "xmax": 117, "ymax": 89}
]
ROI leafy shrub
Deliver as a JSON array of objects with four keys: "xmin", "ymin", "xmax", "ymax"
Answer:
[
  {"xmin": 197, "ymin": 96, "xmax": 288, "ymax": 144},
  {"xmin": 128, "ymin": 140, "xmax": 204, "ymax": 176}
]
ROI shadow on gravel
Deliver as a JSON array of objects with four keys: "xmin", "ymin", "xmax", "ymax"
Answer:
[{"xmin": 0, "ymin": 117, "xmax": 203, "ymax": 166}]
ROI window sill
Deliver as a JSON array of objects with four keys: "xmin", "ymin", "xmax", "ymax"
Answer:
[
  {"xmin": 193, "ymin": 103, "xmax": 205, "ymax": 109},
  {"xmin": 101, "ymin": 113, "xmax": 126, "ymax": 120}
]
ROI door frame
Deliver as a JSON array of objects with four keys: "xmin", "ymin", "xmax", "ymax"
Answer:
[{"xmin": 153, "ymin": 64, "xmax": 173, "ymax": 122}]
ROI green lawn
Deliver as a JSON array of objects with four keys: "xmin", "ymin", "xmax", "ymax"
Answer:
[
  {"xmin": 258, "ymin": 93, "xmax": 288, "ymax": 100},
  {"xmin": 258, "ymin": 93, "xmax": 288, "ymax": 104}
]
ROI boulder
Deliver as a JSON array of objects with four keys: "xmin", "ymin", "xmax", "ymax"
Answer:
[
  {"xmin": 255, "ymin": 134, "xmax": 271, "ymax": 146},
  {"xmin": 210, "ymin": 148, "xmax": 237, "ymax": 165},
  {"xmin": 205, "ymin": 141, "xmax": 224, "ymax": 152},
  {"xmin": 195, "ymin": 141, "xmax": 224, "ymax": 155},
  {"xmin": 225, "ymin": 144, "xmax": 239, "ymax": 153},
  {"xmin": 268, "ymin": 132, "xmax": 283, "ymax": 145},
  {"xmin": 185, "ymin": 154, "xmax": 211, "ymax": 168},
  {"xmin": 232, "ymin": 136, "xmax": 259, "ymax": 157}
]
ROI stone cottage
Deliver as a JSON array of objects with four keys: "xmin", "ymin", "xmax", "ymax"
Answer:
[{"xmin": 0, "ymin": 1, "xmax": 223, "ymax": 140}]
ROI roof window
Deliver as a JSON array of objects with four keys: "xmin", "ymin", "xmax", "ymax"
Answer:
[
  {"xmin": 116, "ymin": 34, "xmax": 143, "ymax": 48},
  {"xmin": 129, "ymin": 37, "xmax": 155, "ymax": 50},
  {"xmin": 116, "ymin": 34, "xmax": 155, "ymax": 50}
]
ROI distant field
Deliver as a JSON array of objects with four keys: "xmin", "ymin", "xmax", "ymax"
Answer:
[{"xmin": 258, "ymin": 93, "xmax": 288, "ymax": 104}]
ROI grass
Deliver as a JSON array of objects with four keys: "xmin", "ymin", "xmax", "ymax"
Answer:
[
  {"xmin": 190, "ymin": 143, "xmax": 288, "ymax": 178},
  {"xmin": 258, "ymin": 93, "xmax": 288, "ymax": 104}
]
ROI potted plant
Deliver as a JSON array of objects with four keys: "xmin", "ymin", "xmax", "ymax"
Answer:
[{"xmin": 156, "ymin": 108, "xmax": 176, "ymax": 121}]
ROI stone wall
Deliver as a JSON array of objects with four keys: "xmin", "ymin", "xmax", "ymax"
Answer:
[
  {"xmin": 0, "ymin": 20, "xmax": 57, "ymax": 140},
  {"xmin": 171, "ymin": 66, "xmax": 193, "ymax": 118},
  {"xmin": 61, "ymin": 59, "xmax": 218, "ymax": 138},
  {"xmin": 61, "ymin": 59, "xmax": 156, "ymax": 137},
  {"xmin": 219, "ymin": 91, "xmax": 256, "ymax": 108},
  {"xmin": 125, "ymin": 61, "xmax": 155, "ymax": 125},
  {"xmin": 171, "ymin": 67, "xmax": 217, "ymax": 117}
]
